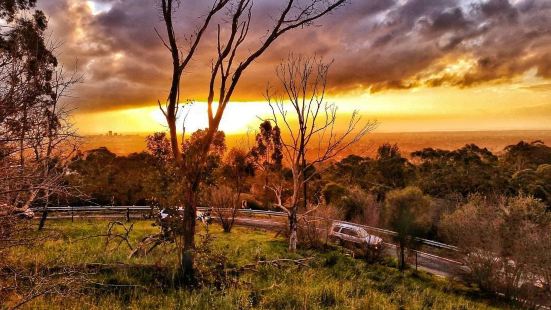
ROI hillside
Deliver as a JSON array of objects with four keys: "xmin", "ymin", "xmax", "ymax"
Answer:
[{"xmin": 5, "ymin": 220, "xmax": 516, "ymax": 309}]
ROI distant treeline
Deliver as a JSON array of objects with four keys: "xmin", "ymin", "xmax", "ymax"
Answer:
[{"xmin": 64, "ymin": 139, "xmax": 551, "ymax": 209}]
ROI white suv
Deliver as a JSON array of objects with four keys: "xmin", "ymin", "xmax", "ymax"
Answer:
[{"xmin": 329, "ymin": 222, "xmax": 383, "ymax": 249}]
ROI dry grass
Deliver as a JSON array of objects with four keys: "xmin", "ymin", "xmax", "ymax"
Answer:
[{"xmin": 3, "ymin": 219, "xmax": 518, "ymax": 309}]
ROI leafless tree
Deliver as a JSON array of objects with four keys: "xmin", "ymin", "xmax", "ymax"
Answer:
[
  {"xmin": 157, "ymin": 0, "xmax": 230, "ymax": 159},
  {"xmin": 0, "ymin": 64, "xmax": 81, "ymax": 218},
  {"xmin": 209, "ymin": 185, "xmax": 240, "ymax": 233},
  {"xmin": 265, "ymin": 55, "xmax": 376, "ymax": 251},
  {"xmin": 0, "ymin": 65, "xmax": 83, "ymax": 307},
  {"xmin": 157, "ymin": 0, "xmax": 348, "ymax": 272}
]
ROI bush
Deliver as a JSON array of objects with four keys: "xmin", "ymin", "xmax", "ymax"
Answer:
[
  {"xmin": 322, "ymin": 182, "xmax": 347, "ymax": 204},
  {"xmin": 192, "ymin": 234, "xmax": 236, "ymax": 289},
  {"xmin": 383, "ymin": 187, "xmax": 433, "ymax": 271},
  {"xmin": 441, "ymin": 195, "xmax": 551, "ymax": 304},
  {"xmin": 322, "ymin": 183, "xmax": 381, "ymax": 226},
  {"xmin": 297, "ymin": 204, "xmax": 342, "ymax": 249},
  {"xmin": 362, "ymin": 243, "xmax": 385, "ymax": 264}
]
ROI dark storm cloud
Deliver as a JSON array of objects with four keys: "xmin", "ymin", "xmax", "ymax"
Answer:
[{"xmin": 39, "ymin": 0, "xmax": 551, "ymax": 111}]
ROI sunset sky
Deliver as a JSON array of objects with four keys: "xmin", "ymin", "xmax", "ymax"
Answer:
[{"xmin": 39, "ymin": 0, "xmax": 551, "ymax": 134}]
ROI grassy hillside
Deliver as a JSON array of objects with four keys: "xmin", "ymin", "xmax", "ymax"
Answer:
[{"xmin": 5, "ymin": 220, "xmax": 515, "ymax": 309}]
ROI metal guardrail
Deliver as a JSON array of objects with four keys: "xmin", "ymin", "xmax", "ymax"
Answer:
[
  {"xmin": 33, "ymin": 206, "xmax": 459, "ymax": 252},
  {"xmin": 226, "ymin": 209, "xmax": 459, "ymax": 252},
  {"xmin": 332, "ymin": 220, "xmax": 459, "ymax": 252},
  {"xmin": 32, "ymin": 206, "xmax": 152, "ymax": 211}
]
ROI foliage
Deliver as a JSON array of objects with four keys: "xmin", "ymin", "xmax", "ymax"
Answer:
[
  {"xmin": 383, "ymin": 186, "xmax": 433, "ymax": 270},
  {"xmin": 208, "ymin": 149, "xmax": 256, "ymax": 233},
  {"xmin": 145, "ymin": 132, "xmax": 172, "ymax": 163},
  {"xmin": 441, "ymin": 195, "xmax": 551, "ymax": 303},
  {"xmin": 249, "ymin": 120, "xmax": 283, "ymax": 172},
  {"xmin": 1, "ymin": 0, "xmax": 79, "ymax": 213},
  {"xmin": 328, "ymin": 154, "xmax": 373, "ymax": 189},
  {"xmin": 1, "ymin": 1, "xmax": 81, "ymax": 305},
  {"xmin": 67, "ymin": 148, "xmax": 165, "ymax": 206},
  {"xmin": 321, "ymin": 182, "xmax": 347, "ymax": 205},
  {"xmin": 218, "ymin": 148, "xmax": 255, "ymax": 190},
  {"xmin": 411, "ymin": 144, "xmax": 509, "ymax": 199},
  {"xmin": 510, "ymin": 164, "xmax": 551, "ymax": 206},
  {"xmin": 503, "ymin": 140, "xmax": 551, "ymax": 171},
  {"xmin": 322, "ymin": 184, "xmax": 380, "ymax": 224},
  {"xmin": 327, "ymin": 144, "xmax": 413, "ymax": 201},
  {"xmin": 181, "ymin": 129, "xmax": 226, "ymax": 186},
  {"xmin": 375, "ymin": 143, "xmax": 413, "ymax": 195}
]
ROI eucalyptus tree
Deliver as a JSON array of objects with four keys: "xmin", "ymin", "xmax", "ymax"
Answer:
[{"xmin": 156, "ymin": 0, "xmax": 349, "ymax": 271}]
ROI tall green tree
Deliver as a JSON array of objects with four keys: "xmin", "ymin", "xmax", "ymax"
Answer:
[
  {"xmin": 503, "ymin": 140, "xmax": 551, "ymax": 172},
  {"xmin": 411, "ymin": 144, "xmax": 508, "ymax": 198},
  {"xmin": 383, "ymin": 187, "xmax": 433, "ymax": 271}
]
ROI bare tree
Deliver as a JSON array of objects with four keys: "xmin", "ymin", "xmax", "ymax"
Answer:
[
  {"xmin": 265, "ymin": 55, "xmax": 376, "ymax": 251},
  {"xmin": 210, "ymin": 148, "xmax": 253, "ymax": 232},
  {"xmin": 0, "ymin": 63, "xmax": 81, "ymax": 219},
  {"xmin": 0, "ymin": 2, "xmax": 83, "ymax": 305},
  {"xmin": 209, "ymin": 185, "xmax": 240, "ymax": 233},
  {"xmin": 158, "ymin": 0, "xmax": 229, "ymax": 159},
  {"xmin": 1, "ymin": 1, "xmax": 81, "ymax": 219},
  {"xmin": 157, "ymin": 0, "xmax": 348, "ymax": 273}
]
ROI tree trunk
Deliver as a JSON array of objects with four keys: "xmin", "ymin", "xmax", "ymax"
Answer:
[
  {"xmin": 38, "ymin": 210, "xmax": 48, "ymax": 230},
  {"xmin": 167, "ymin": 70, "xmax": 181, "ymax": 160},
  {"xmin": 167, "ymin": 113, "xmax": 179, "ymax": 159},
  {"xmin": 289, "ymin": 207, "xmax": 298, "ymax": 252},
  {"xmin": 180, "ymin": 189, "xmax": 197, "ymax": 282},
  {"xmin": 399, "ymin": 242, "xmax": 406, "ymax": 271},
  {"xmin": 182, "ymin": 199, "xmax": 196, "ymax": 248},
  {"xmin": 38, "ymin": 194, "xmax": 49, "ymax": 231}
]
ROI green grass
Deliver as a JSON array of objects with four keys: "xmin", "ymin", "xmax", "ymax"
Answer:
[{"xmin": 5, "ymin": 219, "xmax": 515, "ymax": 309}]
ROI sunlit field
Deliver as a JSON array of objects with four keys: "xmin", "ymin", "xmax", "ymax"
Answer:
[{"xmin": 5, "ymin": 220, "xmax": 516, "ymax": 310}]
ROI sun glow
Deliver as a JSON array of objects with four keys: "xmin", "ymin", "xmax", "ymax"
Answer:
[
  {"xmin": 74, "ymin": 82, "xmax": 551, "ymax": 136},
  {"xmin": 75, "ymin": 102, "xmax": 272, "ymax": 135}
]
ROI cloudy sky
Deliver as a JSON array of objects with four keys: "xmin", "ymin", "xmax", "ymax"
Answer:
[{"xmin": 39, "ymin": 0, "xmax": 551, "ymax": 134}]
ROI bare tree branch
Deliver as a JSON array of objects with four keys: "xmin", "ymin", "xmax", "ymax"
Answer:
[{"xmin": 264, "ymin": 55, "xmax": 376, "ymax": 251}]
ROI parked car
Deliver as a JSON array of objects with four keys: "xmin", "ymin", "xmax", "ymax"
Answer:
[
  {"xmin": 329, "ymin": 222, "xmax": 383, "ymax": 250},
  {"xmin": 159, "ymin": 208, "xmax": 212, "ymax": 224},
  {"xmin": 0, "ymin": 204, "xmax": 34, "ymax": 219},
  {"xmin": 13, "ymin": 208, "xmax": 34, "ymax": 219}
]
